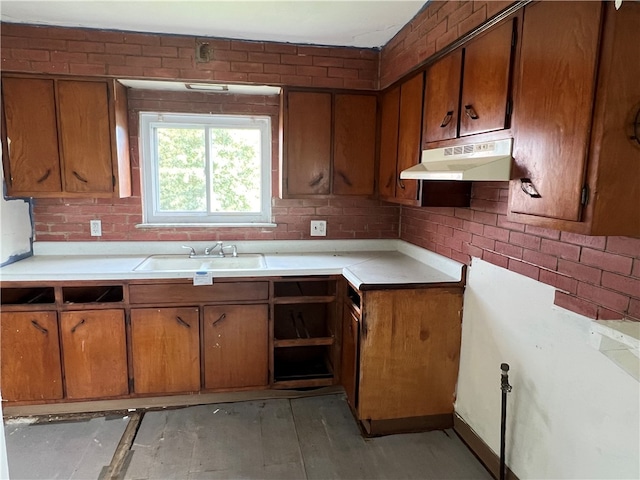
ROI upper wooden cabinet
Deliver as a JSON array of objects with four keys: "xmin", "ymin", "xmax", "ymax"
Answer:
[
  {"xmin": 508, "ymin": 1, "xmax": 640, "ymax": 237},
  {"xmin": 281, "ymin": 89, "xmax": 377, "ymax": 198},
  {"xmin": 1, "ymin": 75, "xmax": 131, "ymax": 198},
  {"xmin": 423, "ymin": 18, "xmax": 515, "ymax": 145},
  {"xmin": 378, "ymin": 73, "xmax": 471, "ymax": 207}
]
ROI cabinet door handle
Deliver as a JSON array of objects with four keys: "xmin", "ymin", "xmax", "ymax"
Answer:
[
  {"xmin": 36, "ymin": 169, "xmax": 51, "ymax": 184},
  {"xmin": 212, "ymin": 313, "xmax": 226, "ymax": 326},
  {"xmin": 464, "ymin": 105, "xmax": 479, "ymax": 120},
  {"xmin": 70, "ymin": 318, "xmax": 86, "ymax": 333},
  {"xmin": 308, "ymin": 172, "xmax": 324, "ymax": 187},
  {"xmin": 30, "ymin": 320, "xmax": 48, "ymax": 335},
  {"xmin": 520, "ymin": 178, "xmax": 541, "ymax": 198},
  {"xmin": 631, "ymin": 107, "xmax": 640, "ymax": 145},
  {"xmin": 440, "ymin": 111, "xmax": 454, "ymax": 128},
  {"xmin": 176, "ymin": 316, "xmax": 191, "ymax": 328},
  {"xmin": 72, "ymin": 171, "xmax": 89, "ymax": 183},
  {"xmin": 337, "ymin": 171, "xmax": 353, "ymax": 187}
]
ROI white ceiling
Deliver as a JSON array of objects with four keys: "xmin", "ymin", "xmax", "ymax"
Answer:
[{"xmin": 0, "ymin": 1, "xmax": 427, "ymax": 49}]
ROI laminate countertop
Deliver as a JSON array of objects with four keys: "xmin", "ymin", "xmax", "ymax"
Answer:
[{"xmin": 0, "ymin": 240, "xmax": 464, "ymax": 290}]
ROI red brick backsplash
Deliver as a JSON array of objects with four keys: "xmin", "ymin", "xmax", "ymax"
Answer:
[
  {"xmin": 0, "ymin": 23, "xmax": 378, "ymax": 90},
  {"xmin": 400, "ymin": 183, "xmax": 640, "ymax": 321}
]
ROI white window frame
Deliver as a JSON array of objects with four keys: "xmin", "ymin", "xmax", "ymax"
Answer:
[{"xmin": 139, "ymin": 112, "xmax": 272, "ymax": 225}]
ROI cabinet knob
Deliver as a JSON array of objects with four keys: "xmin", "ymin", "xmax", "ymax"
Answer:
[{"xmin": 464, "ymin": 105, "xmax": 479, "ymax": 120}]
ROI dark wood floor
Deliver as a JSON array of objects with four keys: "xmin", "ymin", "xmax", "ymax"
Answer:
[{"xmin": 5, "ymin": 394, "xmax": 491, "ymax": 480}]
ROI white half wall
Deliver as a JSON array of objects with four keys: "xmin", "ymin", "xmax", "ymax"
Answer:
[
  {"xmin": 456, "ymin": 258, "xmax": 639, "ymax": 479},
  {"xmin": 0, "ymin": 166, "xmax": 32, "ymax": 265}
]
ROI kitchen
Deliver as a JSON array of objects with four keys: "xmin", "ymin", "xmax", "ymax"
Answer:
[{"xmin": 0, "ymin": 1, "xmax": 639, "ymax": 479}]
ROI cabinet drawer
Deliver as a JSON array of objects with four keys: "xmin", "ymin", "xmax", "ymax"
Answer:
[{"xmin": 129, "ymin": 281, "xmax": 269, "ymax": 304}]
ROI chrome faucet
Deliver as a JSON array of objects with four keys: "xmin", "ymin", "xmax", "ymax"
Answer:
[
  {"xmin": 181, "ymin": 245, "xmax": 197, "ymax": 257},
  {"xmin": 205, "ymin": 241, "xmax": 225, "ymax": 257}
]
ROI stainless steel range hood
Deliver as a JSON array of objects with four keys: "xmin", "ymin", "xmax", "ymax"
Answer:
[{"xmin": 400, "ymin": 138, "xmax": 513, "ymax": 181}]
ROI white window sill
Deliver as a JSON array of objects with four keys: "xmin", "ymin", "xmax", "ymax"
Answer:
[{"xmin": 135, "ymin": 223, "xmax": 278, "ymax": 229}]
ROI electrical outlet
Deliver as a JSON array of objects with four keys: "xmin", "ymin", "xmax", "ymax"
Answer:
[
  {"xmin": 90, "ymin": 220, "xmax": 102, "ymax": 237},
  {"xmin": 310, "ymin": 220, "xmax": 327, "ymax": 237}
]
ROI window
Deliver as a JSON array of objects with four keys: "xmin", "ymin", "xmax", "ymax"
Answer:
[{"xmin": 140, "ymin": 113, "xmax": 271, "ymax": 225}]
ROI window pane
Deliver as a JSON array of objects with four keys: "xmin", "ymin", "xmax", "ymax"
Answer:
[
  {"xmin": 210, "ymin": 128, "xmax": 262, "ymax": 213},
  {"xmin": 157, "ymin": 127, "xmax": 206, "ymax": 212}
]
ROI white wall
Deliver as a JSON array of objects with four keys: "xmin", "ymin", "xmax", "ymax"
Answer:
[
  {"xmin": 0, "ymin": 166, "xmax": 32, "ymax": 265},
  {"xmin": 456, "ymin": 259, "xmax": 639, "ymax": 479}
]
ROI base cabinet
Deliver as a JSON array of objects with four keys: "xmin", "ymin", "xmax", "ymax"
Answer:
[
  {"xmin": 131, "ymin": 307, "xmax": 200, "ymax": 395},
  {"xmin": 60, "ymin": 309, "xmax": 128, "ymax": 400},
  {"xmin": 0, "ymin": 311, "xmax": 63, "ymax": 402},
  {"xmin": 343, "ymin": 284, "xmax": 463, "ymax": 435},
  {"xmin": 203, "ymin": 304, "xmax": 269, "ymax": 389}
]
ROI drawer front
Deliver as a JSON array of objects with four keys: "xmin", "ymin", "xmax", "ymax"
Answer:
[{"xmin": 129, "ymin": 281, "xmax": 269, "ymax": 304}]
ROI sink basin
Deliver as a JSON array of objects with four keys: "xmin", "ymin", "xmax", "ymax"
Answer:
[{"xmin": 133, "ymin": 254, "xmax": 266, "ymax": 272}]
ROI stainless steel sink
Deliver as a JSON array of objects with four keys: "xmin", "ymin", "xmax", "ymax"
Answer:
[{"xmin": 133, "ymin": 254, "xmax": 266, "ymax": 272}]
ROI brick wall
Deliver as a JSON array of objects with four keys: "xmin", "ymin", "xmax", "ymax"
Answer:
[
  {"xmin": 0, "ymin": 23, "xmax": 377, "ymax": 90},
  {"xmin": 379, "ymin": 0, "xmax": 516, "ymax": 88},
  {"xmin": 400, "ymin": 183, "xmax": 640, "ymax": 321},
  {"xmin": 32, "ymin": 89, "xmax": 399, "ymax": 242}
]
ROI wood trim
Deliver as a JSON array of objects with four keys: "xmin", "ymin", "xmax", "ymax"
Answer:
[
  {"xmin": 361, "ymin": 413, "xmax": 453, "ymax": 436},
  {"xmin": 454, "ymin": 413, "xmax": 520, "ymax": 480}
]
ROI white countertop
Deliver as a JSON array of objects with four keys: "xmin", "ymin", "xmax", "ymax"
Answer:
[{"xmin": 0, "ymin": 240, "xmax": 464, "ymax": 289}]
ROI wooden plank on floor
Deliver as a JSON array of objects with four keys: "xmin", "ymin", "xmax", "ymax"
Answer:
[
  {"xmin": 291, "ymin": 394, "xmax": 379, "ymax": 480},
  {"xmin": 125, "ymin": 399, "xmax": 307, "ymax": 480}
]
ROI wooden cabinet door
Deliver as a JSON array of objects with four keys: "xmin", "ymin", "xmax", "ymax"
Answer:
[
  {"xmin": 378, "ymin": 87, "xmax": 400, "ymax": 199},
  {"xmin": 131, "ymin": 307, "xmax": 200, "ymax": 394},
  {"xmin": 203, "ymin": 304, "xmax": 268, "ymax": 389},
  {"xmin": 333, "ymin": 94, "xmax": 377, "ymax": 195},
  {"xmin": 1, "ymin": 311, "xmax": 63, "ymax": 402},
  {"xmin": 396, "ymin": 73, "xmax": 424, "ymax": 202},
  {"xmin": 509, "ymin": 1, "xmax": 602, "ymax": 221},
  {"xmin": 423, "ymin": 51, "xmax": 462, "ymax": 144},
  {"xmin": 57, "ymin": 80, "xmax": 114, "ymax": 194},
  {"xmin": 340, "ymin": 306, "xmax": 359, "ymax": 410},
  {"xmin": 1, "ymin": 77, "xmax": 62, "ymax": 194},
  {"xmin": 460, "ymin": 19, "xmax": 514, "ymax": 137},
  {"xmin": 284, "ymin": 91, "xmax": 332, "ymax": 195},
  {"xmin": 358, "ymin": 288, "xmax": 463, "ymax": 421},
  {"xmin": 60, "ymin": 310, "xmax": 128, "ymax": 399}
]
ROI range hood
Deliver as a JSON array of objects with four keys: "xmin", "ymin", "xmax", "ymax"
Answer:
[{"xmin": 400, "ymin": 138, "xmax": 513, "ymax": 181}]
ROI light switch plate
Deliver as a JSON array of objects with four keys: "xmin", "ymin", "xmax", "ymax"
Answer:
[{"xmin": 310, "ymin": 220, "xmax": 327, "ymax": 237}]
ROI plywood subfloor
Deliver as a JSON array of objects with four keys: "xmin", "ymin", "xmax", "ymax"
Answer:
[
  {"xmin": 4, "ymin": 415, "xmax": 129, "ymax": 479},
  {"xmin": 5, "ymin": 394, "xmax": 491, "ymax": 480}
]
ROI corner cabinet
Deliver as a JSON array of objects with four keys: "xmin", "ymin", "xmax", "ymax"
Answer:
[
  {"xmin": 508, "ymin": 1, "xmax": 640, "ymax": 237},
  {"xmin": 342, "ymin": 282, "xmax": 464, "ymax": 435},
  {"xmin": 1, "ymin": 75, "xmax": 131, "ymax": 198},
  {"xmin": 281, "ymin": 89, "xmax": 377, "ymax": 197}
]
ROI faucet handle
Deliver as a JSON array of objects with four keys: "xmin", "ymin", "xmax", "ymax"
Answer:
[
  {"xmin": 181, "ymin": 245, "xmax": 196, "ymax": 257},
  {"xmin": 222, "ymin": 244, "xmax": 238, "ymax": 257}
]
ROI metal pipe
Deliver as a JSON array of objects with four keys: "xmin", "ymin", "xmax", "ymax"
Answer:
[{"xmin": 500, "ymin": 363, "xmax": 512, "ymax": 480}]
